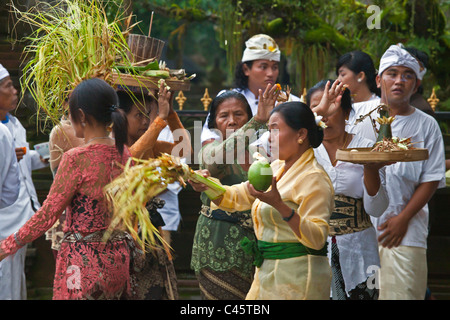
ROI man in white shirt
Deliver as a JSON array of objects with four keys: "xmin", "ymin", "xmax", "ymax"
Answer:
[
  {"xmin": 0, "ymin": 122, "xmax": 19, "ymax": 208},
  {"xmin": 201, "ymin": 34, "xmax": 300, "ymax": 149},
  {"xmin": 0, "ymin": 64, "xmax": 48, "ymax": 299},
  {"xmin": 353, "ymin": 45, "xmax": 446, "ymax": 300}
]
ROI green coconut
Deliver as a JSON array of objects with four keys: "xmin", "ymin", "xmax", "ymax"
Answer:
[{"xmin": 248, "ymin": 153, "xmax": 273, "ymax": 191}]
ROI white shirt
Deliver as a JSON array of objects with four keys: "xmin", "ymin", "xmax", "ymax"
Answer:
[
  {"xmin": 346, "ymin": 96, "xmax": 381, "ymax": 135},
  {"xmin": 354, "ymin": 108, "xmax": 446, "ymax": 248},
  {"xmin": 0, "ymin": 122, "xmax": 19, "ymax": 214},
  {"xmin": 156, "ymin": 126, "xmax": 182, "ymax": 231},
  {"xmin": 0, "ymin": 114, "xmax": 48, "ymax": 238},
  {"xmin": 314, "ymin": 134, "xmax": 388, "ymax": 293}
]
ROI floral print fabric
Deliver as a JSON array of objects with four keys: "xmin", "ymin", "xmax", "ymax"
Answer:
[{"xmin": 191, "ymin": 117, "xmax": 266, "ymax": 278}]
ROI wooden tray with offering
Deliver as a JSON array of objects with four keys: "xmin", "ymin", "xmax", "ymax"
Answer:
[
  {"xmin": 336, "ymin": 147, "xmax": 429, "ymax": 164},
  {"xmin": 110, "ymin": 70, "xmax": 191, "ymax": 92},
  {"xmin": 339, "ymin": 102, "xmax": 428, "ymax": 164}
]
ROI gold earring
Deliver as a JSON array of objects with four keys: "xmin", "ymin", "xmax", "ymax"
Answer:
[{"xmin": 297, "ymin": 138, "xmax": 303, "ymax": 145}]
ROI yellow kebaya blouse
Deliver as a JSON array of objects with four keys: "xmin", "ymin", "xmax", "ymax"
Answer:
[{"xmin": 215, "ymin": 148, "xmax": 335, "ymax": 299}]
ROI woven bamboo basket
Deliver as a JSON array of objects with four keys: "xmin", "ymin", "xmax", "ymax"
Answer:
[{"xmin": 127, "ymin": 34, "xmax": 165, "ymax": 65}]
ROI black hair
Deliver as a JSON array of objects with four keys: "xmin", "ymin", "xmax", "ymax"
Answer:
[
  {"xmin": 207, "ymin": 90, "xmax": 253, "ymax": 129},
  {"xmin": 116, "ymin": 90, "xmax": 157, "ymax": 114},
  {"xmin": 336, "ymin": 50, "xmax": 380, "ymax": 97},
  {"xmin": 69, "ymin": 78, "xmax": 128, "ymax": 155},
  {"xmin": 404, "ymin": 47, "xmax": 428, "ymax": 94},
  {"xmin": 404, "ymin": 47, "xmax": 429, "ymax": 69},
  {"xmin": 233, "ymin": 61, "xmax": 253, "ymax": 90},
  {"xmin": 306, "ymin": 79, "xmax": 352, "ymax": 115},
  {"xmin": 270, "ymin": 101, "xmax": 324, "ymax": 148}
]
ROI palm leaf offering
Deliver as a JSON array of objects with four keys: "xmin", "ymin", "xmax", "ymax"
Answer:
[
  {"xmin": 354, "ymin": 103, "xmax": 414, "ymax": 152},
  {"xmin": 336, "ymin": 99, "xmax": 429, "ymax": 164},
  {"xmin": 11, "ymin": 0, "xmax": 137, "ymax": 130},
  {"xmin": 103, "ymin": 154, "xmax": 225, "ymax": 252},
  {"xmin": 374, "ymin": 104, "xmax": 394, "ymax": 143},
  {"xmin": 370, "ymin": 104, "xmax": 418, "ymax": 152}
]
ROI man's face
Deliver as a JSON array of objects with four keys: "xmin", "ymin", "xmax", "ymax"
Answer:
[
  {"xmin": 243, "ymin": 59, "xmax": 279, "ymax": 92},
  {"xmin": 377, "ymin": 66, "xmax": 421, "ymax": 105},
  {"xmin": 0, "ymin": 76, "xmax": 18, "ymax": 113}
]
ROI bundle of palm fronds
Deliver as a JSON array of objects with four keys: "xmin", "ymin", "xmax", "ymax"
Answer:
[
  {"xmin": 11, "ymin": 0, "xmax": 137, "ymax": 130},
  {"xmin": 103, "ymin": 153, "xmax": 226, "ymax": 252}
]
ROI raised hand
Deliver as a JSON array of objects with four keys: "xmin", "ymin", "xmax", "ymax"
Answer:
[
  {"xmin": 255, "ymin": 83, "xmax": 280, "ymax": 124},
  {"xmin": 157, "ymin": 79, "xmax": 171, "ymax": 120},
  {"xmin": 312, "ymin": 80, "xmax": 347, "ymax": 117}
]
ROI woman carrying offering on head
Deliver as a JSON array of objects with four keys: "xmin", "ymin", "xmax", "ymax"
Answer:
[{"xmin": 116, "ymin": 80, "xmax": 191, "ymax": 300}]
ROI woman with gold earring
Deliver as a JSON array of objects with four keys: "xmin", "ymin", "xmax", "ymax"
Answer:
[
  {"xmin": 116, "ymin": 80, "xmax": 191, "ymax": 300},
  {"xmin": 190, "ymin": 101, "xmax": 335, "ymax": 300},
  {"xmin": 335, "ymin": 51, "xmax": 381, "ymax": 133}
]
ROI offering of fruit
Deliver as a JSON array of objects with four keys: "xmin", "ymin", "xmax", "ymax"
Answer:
[{"xmin": 248, "ymin": 152, "xmax": 273, "ymax": 191}]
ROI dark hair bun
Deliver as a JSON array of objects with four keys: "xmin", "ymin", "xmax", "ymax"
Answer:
[
  {"xmin": 336, "ymin": 50, "xmax": 380, "ymax": 96},
  {"xmin": 69, "ymin": 78, "xmax": 128, "ymax": 154},
  {"xmin": 270, "ymin": 101, "xmax": 323, "ymax": 148}
]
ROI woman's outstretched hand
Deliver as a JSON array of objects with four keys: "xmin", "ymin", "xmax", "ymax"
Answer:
[
  {"xmin": 157, "ymin": 79, "xmax": 171, "ymax": 120},
  {"xmin": 255, "ymin": 83, "xmax": 280, "ymax": 124},
  {"xmin": 0, "ymin": 247, "xmax": 7, "ymax": 262},
  {"xmin": 188, "ymin": 169, "xmax": 211, "ymax": 193},
  {"xmin": 312, "ymin": 80, "xmax": 347, "ymax": 118}
]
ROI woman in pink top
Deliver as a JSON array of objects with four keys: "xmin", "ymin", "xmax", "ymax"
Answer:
[{"xmin": 0, "ymin": 78, "xmax": 134, "ymax": 300}]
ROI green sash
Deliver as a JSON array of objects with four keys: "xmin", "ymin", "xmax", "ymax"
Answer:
[{"xmin": 241, "ymin": 237, "xmax": 327, "ymax": 268}]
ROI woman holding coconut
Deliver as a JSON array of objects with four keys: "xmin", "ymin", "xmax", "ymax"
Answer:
[
  {"xmin": 190, "ymin": 100, "xmax": 335, "ymax": 300},
  {"xmin": 191, "ymin": 84, "xmax": 278, "ymax": 300}
]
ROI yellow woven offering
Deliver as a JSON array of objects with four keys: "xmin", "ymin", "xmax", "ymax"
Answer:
[{"xmin": 103, "ymin": 154, "xmax": 225, "ymax": 252}]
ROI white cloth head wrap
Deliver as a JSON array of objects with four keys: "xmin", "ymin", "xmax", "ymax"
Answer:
[
  {"xmin": 0, "ymin": 64, "xmax": 10, "ymax": 82},
  {"xmin": 241, "ymin": 34, "xmax": 280, "ymax": 63},
  {"xmin": 378, "ymin": 44, "xmax": 426, "ymax": 80}
]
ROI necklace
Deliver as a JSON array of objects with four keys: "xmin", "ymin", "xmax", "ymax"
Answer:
[
  {"xmin": 85, "ymin": 136, "xmax": 114, "ymax": 145},
  {"xmin": 331, "ymin": 132, "xmax": 349, "ymax": 166}
]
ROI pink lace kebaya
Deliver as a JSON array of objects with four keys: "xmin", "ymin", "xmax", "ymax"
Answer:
[{"xmin": 0, "ymin": 144, "xmax": 133, "ymax": 299}]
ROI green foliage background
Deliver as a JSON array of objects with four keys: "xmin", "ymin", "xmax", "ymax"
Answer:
[{"xmin": 125, "ymin": 0, "xmax": 450, "ymax": 109}]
